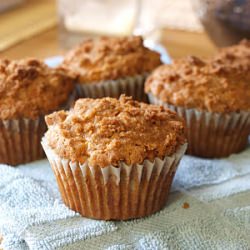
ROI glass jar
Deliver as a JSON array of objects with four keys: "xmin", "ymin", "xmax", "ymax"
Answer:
[
  {"xmin": 57, "ymin": 0, "xmax": 139, "ymax": 48},
  {"xmin": 193, "ymin": 0, "xmax": 250, "ymax": 47}
]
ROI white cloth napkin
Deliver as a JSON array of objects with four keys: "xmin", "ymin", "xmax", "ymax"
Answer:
[{"xmin": 1, "ymin": 143, "xmax": 250, "ymax": 250}]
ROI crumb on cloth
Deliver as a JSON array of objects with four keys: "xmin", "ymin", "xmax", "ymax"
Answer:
[{"xmin": 182, "ymin": 202, "xmax": 190, "ymax": 209}]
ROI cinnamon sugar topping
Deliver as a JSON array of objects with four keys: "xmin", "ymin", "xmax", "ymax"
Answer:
[
  {"xmin": 211, "ymin": 39, "xmax": 250, "ymax": 73},
  {"xmin": 145, "ymin": 56, "xmax": 250, "ymax": 113},
  {"xmin": 45, "ymin": 95, "xmax": 186, "ymax": 167},
  {"xmin": 0, "ymin": 59, "xmax": 74, "ymax": 120},
  {"xmin": 61, "ymin": 36, "xmax": 162, "ymax": 83}
]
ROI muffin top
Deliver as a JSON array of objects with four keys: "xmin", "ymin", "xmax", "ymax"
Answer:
[
  {"xmin": 211, "ymin": 39, "xmax": 250, "ymax": 72},
  {"xmin": 145, "ymin": 56, "xmax": 250, "ymax": 113},
  {"xmin": 44, "ymin": 95, "xmax": 186, "ymax": 167},
  {"xmin": 0, "ymin": 58, "xmax": 74, "ymax": 120},
  {"xmin": 61, "ymin": 36, "xmax": 162, "ymax": 83}
]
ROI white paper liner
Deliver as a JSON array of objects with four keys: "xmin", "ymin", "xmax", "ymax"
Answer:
[
  {"xmin": 41, "ymin": 138, "xmax": 187, "ymax": 220},
  {"xmin": 76, "ymin": 74, "xmax": 148, "ymax": 101},
  {"xmin": 148, "ymin": 93, "xmax": 250, "ymax": 158}
]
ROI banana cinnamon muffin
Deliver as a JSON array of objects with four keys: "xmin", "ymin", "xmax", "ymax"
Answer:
[
  {"xmin": 145, "ymin": 56, "xmax": 250, "ymax": 158},
  {"xmin": 60, "ymin": 36, "xmax": 162, "ymax": 101},
  {"xmin": 42, "ymin": 95, "xmax": 187, "ymax": 220},
  {"xmin": 0, "ymin": 58, "xmax": 75, "ymax": 165}
]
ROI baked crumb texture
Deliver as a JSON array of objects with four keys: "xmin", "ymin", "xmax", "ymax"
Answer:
[
  {"xmin": 182, "ymin": 202, "xmax": 190, "ymax": 209},
  {"xmin": 0, "ymin": 58, "xmax": 74, "ymax": 120},
  {"xmin": 211, "ymin": 39, "xmax": 250, "ymax": 71},
  {"xmin": 145, "ymin": 55, "xmax": 250, "ymax": 113},
  {"xmin": 61, "ymin": 36, "xmax": 162, "ymax": 83},
  {"xmin": 45, "ymin": 95, "xmax": 186, "ymax": 167}
]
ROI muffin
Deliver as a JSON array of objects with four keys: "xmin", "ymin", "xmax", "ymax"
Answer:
[
  {"xmin": 60, "ymin": 36, "xmax": 162, "ymax": 101},
  {"xmin": 212, "ymin": 39, "xmax": 250, "ymax": 67},
  {"xmin": 145, "ymin": 56, "xmax": 250, "ymax": 158},
  {"xmin": 42, "ymin": 95, "xmax": 187, "ymax": 220},
  {"xmin": 0, "ymin": 58, "xmax": 75, "ymax": 166},
  {"xmin": 211, "ymin": 39, "xmax": 250, "ymax": 71}
]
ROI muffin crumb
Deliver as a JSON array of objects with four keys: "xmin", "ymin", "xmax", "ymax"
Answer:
[{"xmin": 182, "ymin": 202, "xmax": 190, "ymax": 209}]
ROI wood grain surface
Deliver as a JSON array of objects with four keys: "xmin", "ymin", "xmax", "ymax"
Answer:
[
  {"xmin": 0, "ymin": 27, "xmax": 217, "ymax": 60},
  {"xmin": 0, "ymin": 0, "xmax": 57, "ymax": 51}
]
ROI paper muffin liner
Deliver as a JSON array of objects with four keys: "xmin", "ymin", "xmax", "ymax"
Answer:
[
  {"xmin": 42, "ymin": 138, "xmax": 187, "ymax": 220},
  {"xmin": 148, "ymin": 94, "xmax": 250, "ymax": 158},
  {"xmin": 0, "ymin": 91, "xmax": 76, "ymax": 166},
  {"xmin": 76, "ymin": 74, "xmax": 148, "ymax": 102},
  {"xmin": 0, "ymin": 117, "xmax": 46, "ymax": 166}
]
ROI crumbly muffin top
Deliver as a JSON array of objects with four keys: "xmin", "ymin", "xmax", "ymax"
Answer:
[
  {"xmin": 211, "ymin": 39, "xmax": 250, "ymax": 73},
  {"xmin": 45, "ymin": 95, "xmax": 186, "ymax": 167},
  {"xmin": 0, "ymin": 59, "xmax": 74, "ymax": 120},
  {"xmin": 61, "ymin": 36, "xmax": 162, "ymax": 83},
  {"xmin": 145, "ymin": 56, "xmax": 250, "ymax": 113}
]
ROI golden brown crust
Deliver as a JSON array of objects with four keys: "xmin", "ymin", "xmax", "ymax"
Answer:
[
  {"xmin": 211, "ymin": 39, "xmax": 250, "ymax": 73},
  {"xmin": 61, "ymin": 36, "xmax": 162, "ymax": 83},
  {"xmin": 45, "ymin": 95, "xmax": 186, "ymax": 167},
  {"xmin": 145, "ymin": 56, "xmax": 250, "ymax": 113},
  {"xmin": 0, "ymin": 58, "xmax": 74, "ymax": 120}
]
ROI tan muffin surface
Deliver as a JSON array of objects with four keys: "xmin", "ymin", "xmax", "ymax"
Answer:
[
  {"xmin": 0, "ymin": 58, "xmax": 74, "ymax": 120},
  {"xmin": 61, "ymin": 36, "xmax": 162, "ymax": 83},
  {"xmin": 211, "ymin": 39, "xmax": 250, "ymax": 73},
  {"xmin": 145, "ymin": 56, "xmax": 250, "ymax": 113},
  {"xmin": 45, "ymin": 95, "xmax": 186, "ymax": 167}
]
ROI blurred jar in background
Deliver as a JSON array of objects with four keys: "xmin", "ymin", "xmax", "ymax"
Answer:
[
  {"xmin": 134, "ymin": 0, "xmax": 166, "ymax": 44},
  {"xmin": 193, "ymin": 0, "xmax": 250, "ymax": 47},
  {"xmin": 58, "ymin": 0, "xmax": 139, "ymax": 48},
  {"xmin": 134, "ymin": 0, "xmax": 203, "ymax": 45}
]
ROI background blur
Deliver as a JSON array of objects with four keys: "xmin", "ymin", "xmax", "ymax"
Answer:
[{"xmin": 0, "ymin": 0, "xmax": 249, "ymax": 59}]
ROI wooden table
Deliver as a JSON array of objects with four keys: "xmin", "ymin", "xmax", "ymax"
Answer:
[
  {"xmin": 0, "ymin": 27, "xmax": 217, "ymax": 60},
  {"xmin": 0, "ymin": 0, "xmax": 217, "ymax": 59}
]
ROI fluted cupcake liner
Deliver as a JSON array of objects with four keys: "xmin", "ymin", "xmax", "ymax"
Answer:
[
  {"xmin": 0, "ymin": 91, "xmax": 76, "ymax": 166},
  {"xmin": 0, "ymin": 117, "xmax": 46, "ymax": 166},
  {"xmin": 76, "ymin": 74, "xmax": 148, "ymax": 102},
  {"xmin": 148, "ymin": 94, "xmax": 250, "ymax": 158},
  {"xmin": 64, "ymin": 89, "xmax": 77, "ymax": 110},
  {"xmin": 42, "ymin": 138, "xmax": 187, "ymax": 220}
]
